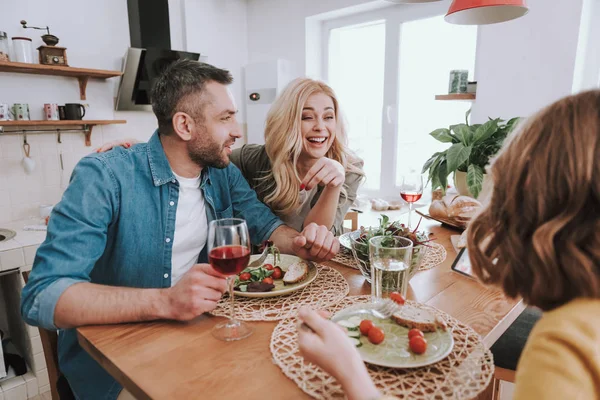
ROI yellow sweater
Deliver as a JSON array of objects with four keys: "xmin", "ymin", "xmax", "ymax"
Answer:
[{"xmin": 514, "ymin": 299, "xmax": 600, "ymax": 400}]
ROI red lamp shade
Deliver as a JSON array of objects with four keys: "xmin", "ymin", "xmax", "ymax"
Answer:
[
  {"xmin": 384, "ymin": 0, "xmax": 443, "ymax": 3},
  {"xmin": 445, "ymin": 0, "xmax": 528, "ymax": 25}
]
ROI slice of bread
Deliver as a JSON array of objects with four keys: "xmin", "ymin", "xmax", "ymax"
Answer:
[
  {"xmin": 391, "ymin": 304, "xmax": 448, "ymax": 332},
  {"xmin": 283, "ymin": 260, "xmax": 309, "ymax": 285}
]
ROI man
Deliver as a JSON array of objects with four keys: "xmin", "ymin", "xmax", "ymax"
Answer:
[{"xmin": 21, "ymin": 60, "xmax": 339, "ymax": 400}]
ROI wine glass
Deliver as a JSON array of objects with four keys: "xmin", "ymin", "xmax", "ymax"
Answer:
[
  {"xmin": 400, "ymin": 174, "xmax": 424, "ymax": 229},
  {"xmin": 208, "ymin": 218, "xmax": 253, "ymax": 341}
]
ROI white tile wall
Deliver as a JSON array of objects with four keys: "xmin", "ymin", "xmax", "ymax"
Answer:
[
  {"xmin": 0, "ymin": 250, "xmax": 24, "ymax": 272},
  {"xmin": 31, "ymin": 372, "xmax": 47, "ymax": 393},
  {"xmin": 0, "ymin": 377, "xmax": 27, "ymax": 400},
  {"xmin": 22, "ymin": 373, "xmax": 38, "ymax": 399},
  {"xmin": 0, "ymin": 241, "xmax": 48, "ymax": 396},
  {"xmin": 0, "ymin": 121, "xmax": 156, "ymax": 225}
]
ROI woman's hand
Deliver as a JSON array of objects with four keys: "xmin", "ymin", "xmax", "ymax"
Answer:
[
  {"xmin": 95, "ymin": 138, "xmax": 140, "ymax": 153},
  {"xmin": 301, "ymin": 158, "xmax": 345, "ymax": 191},
  {"xmin": 297, "ymin": 307, "xmax": 381, "ymax": 400}
]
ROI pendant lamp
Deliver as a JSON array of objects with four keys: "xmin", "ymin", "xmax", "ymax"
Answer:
[
  {"xmin": 384, "ymin": 0, "xmax": 443, "ymax": 3},
  {"xmin": 445, "ymin": 0, "xmax": 528, "ymax": 25}
]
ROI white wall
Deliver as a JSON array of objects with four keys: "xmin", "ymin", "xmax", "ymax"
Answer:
[
  {"xmin": 0, "ymin": 0, "xmax": 248, "ymax": 224},
  {"xmin": 247, "ymin": 0, "xmax": 586, "ymax": 123},
  {"xmin": 471, "ymin": 0, "xmax": 585, "ymax": 122},
  {"xmin": 247, "ymin": 0, "xmax": 385, "ymax": 72},
  {"xmin": 184, "ymin": 0, "xmax": 249, "ymax": 126}
]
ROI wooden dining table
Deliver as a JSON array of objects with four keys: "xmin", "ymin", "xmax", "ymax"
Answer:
[{"xmin": 77, "ymin": 214, "xmax": 524, "ymax": 400}]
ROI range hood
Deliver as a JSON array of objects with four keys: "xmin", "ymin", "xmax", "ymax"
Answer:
[
  {"xmin": 115, "ymin": 0, "xmax": 200, "ymax": 111},
  {"xmin": 115, "ymin": 47, "xmax": 200, "ymax": 111}
]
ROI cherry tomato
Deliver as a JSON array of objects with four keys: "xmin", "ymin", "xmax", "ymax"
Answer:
[
  {"xmin": 409, "ymin": 336, "xmax": 428, "ymax": 355},
  {"xmin": 368, "ymin": 326, "xmax": 385, "ymax": 345},
  {"xmin": 239, "ymin": 272, "xmax": 251, "ymax": 281},
  {"xmin": 262, "ymin": 277, "xmax": 274, "ymax": 285},
  {"xmin": 408, "ymin": 328, "xmax": 424, "ymax": 340},
  {"xmin": 390, "ymin": 292, "xmax": 405, "ymax": 305},
  {"xmin": 264, "ymin": 264, "xmax": 274, "ymax": 271},
  {"xmin": 271, "ymin": 267, "xmax": 283, "ymax": 280},
  {"xmin": 359, "ymin": 320, "xmax": 374, "ymax": 336}
]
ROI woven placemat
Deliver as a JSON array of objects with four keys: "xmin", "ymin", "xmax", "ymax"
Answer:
[
  {"xmin": 270, "ymin": 295, "xmax": 494, "ymax": 400},
  {"xmin": 418, "ymin": 242, "xmax": 447, "ymax": 271},
  {"xmin": 210, "ymin": 265, "xmax": 349, "ymax": 321},
  {"xmin": 333, "ymin": 243, "xmax": 447, "ymax": 272},
  {"xmin": 332, "ymin": 248, "xmax": 359, "ymax": 270}
]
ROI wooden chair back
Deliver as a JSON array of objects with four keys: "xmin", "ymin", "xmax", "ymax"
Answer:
[
  {"xmin": 22, "ymin": 271, "xmax": 61, "ymax": 400},
  {"xmin": 343, "ymin": 211, "xmax": 359, "ymax": 231}
]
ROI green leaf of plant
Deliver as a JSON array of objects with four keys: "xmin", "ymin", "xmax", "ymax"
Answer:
[
  {"xmin": 379, "ymin": 215, "xmax": 389, "ymax": 228},
  {"xmin": 422, "ymin": 152, "xmax": 442, "ymax": 174},
  {"xmin": 474, "ymin": 119, "xmax": 498, "ymax": 144},
  {"xmin": 452, "ymin": 124, "xmax": 471, "ymax": 144},
  {"xmin": 446, "ymin": 143, "xmax": 472, "ymax": 173},
  {"xmin": 429, "ymin": 129, "xmax": 454, "ymax": 143},
  {"xmin": 505, "ymin": 117, "xmax": 521, "ymax": 133},
  {"xmin": 438, "ymin": 160, "xmax": 448, "ymax": 191},
  {"xmin": 427, "ymin": 154, "xmax": 444, "ymax": 186},
  {"xmin": 431, "ymin": 173, "xmax": 442, "ymax": 192},
  {"xmin": 467, "ymin": 164, "xmax": 484, "ymax": 198}
]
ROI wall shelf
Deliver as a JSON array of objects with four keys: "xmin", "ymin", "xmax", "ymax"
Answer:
[
  {"xmin": 435, "ymin": 93, "xmax": 476, "ymax": 101},
  {"xmin": 0, "ymin": 61, "xmax": 123, "ymax": 100},
  {"xmin": 0, "ymin": 120, "xmax": 127, "ymax": 146}
]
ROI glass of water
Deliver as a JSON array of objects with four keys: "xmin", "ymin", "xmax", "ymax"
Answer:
[{"xmin": 369, "ymin": 236, "xmax": 413, "ymax": 302}]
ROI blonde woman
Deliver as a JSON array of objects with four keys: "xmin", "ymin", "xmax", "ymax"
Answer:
[
  {"xmin": 231, "ymin": 78, "xmax": 364, "ymax": 235},
  {"xmin": 297, "ymin": 90, "xmax": 600, "ymax": 399},
  {"xmin": 99, "ymin": 78, "xmax": 364, "ymax": 235}
]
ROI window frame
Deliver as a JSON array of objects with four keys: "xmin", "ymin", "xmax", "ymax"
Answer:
[{"xmin": 322, "ymin": 4, "xmax": 478, "ymax": 197}]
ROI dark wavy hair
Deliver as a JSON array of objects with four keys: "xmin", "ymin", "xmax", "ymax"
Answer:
[
  {"xmin": 151, "ymin": 59, "xmax": 232, "ymax": 135},
  {"xmin": 467, "ymin": 90, "xmax": 600, "ymax": 311}
]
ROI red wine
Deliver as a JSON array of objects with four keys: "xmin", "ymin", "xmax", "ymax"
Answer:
[
  {"xmin": 209, "ymin": 245, "xmax": 251, "ymax": 275},
  {"xmin": 400, "ymin": 192, "xmax": 422, "ymax": 203}
]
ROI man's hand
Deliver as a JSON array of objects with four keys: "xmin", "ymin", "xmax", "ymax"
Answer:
[
  {"xmin": 165, "ymin": 264, "xmax": 228, "ymax": 321},
  {"xmin": 292, "ymin": 223, "xmax": 339, "ymax": 261}
]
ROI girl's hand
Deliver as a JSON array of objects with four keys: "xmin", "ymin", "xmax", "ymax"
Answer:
[
  {"xmin": 95, "ymin": 138, "xmax": 140, "ymax": 153},
  {"xmin": 297, "ymin": 307, "xmax": 380, "ymax": 400},
  {"xmin": 301, "ymin": 158, "xmax": 345, "ymax": 191}
]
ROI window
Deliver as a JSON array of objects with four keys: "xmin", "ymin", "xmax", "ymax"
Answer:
[
  {"xmin": 396, "ymin": 16, "xmax": 476, "ymax": 183},
  {"xmin": 325, "ymin": 6, "xmax": 478, "ymax": 196},
  {"xmin": 328, "ymin": 21, "xmax": 385, "ymax": 191}
]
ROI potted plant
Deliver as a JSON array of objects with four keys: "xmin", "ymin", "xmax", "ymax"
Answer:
[{"xmin": 422, "ymin": 111, "xmax": 520, "ymax": 198}]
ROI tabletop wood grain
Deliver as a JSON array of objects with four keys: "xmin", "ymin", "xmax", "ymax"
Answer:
[{"xmin": 77, "ymin": 217, "xmax": 524, "ymax": 400}]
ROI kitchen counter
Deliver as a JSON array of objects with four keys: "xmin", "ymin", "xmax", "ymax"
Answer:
[{"xmin": 0, "ymin": 220, "xmax": 47, "ymax": 273}]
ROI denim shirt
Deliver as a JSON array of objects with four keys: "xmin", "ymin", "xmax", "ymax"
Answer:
[{"xmin": 20, "ymin": 131, "xmax": 284, "ymax": 400}]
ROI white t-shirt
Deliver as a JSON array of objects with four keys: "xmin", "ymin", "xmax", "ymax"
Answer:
[{"xmin": 170, "ymin": 172, "xmax": 207, "ymax": 286}]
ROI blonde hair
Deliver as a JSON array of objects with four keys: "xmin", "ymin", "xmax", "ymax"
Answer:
[
  {"xmin": 260, "ymin": 78, "xmax": 363, "ymax": 215},
  {"xmin": 467, "ymin": 90, "xmax": 600, "ymax": 311}
]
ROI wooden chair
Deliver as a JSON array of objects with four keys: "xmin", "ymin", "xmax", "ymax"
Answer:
[
  {"xmin": 21, "ymin": 271, "xmax": 74, "ymax": 400},
  {"xmin": 486, "ymin": 307, "xmax": 542, "ymax": 400},
  {"xmin": 343, "ymin": 211, "xmax": 359, "ymax": 232}
]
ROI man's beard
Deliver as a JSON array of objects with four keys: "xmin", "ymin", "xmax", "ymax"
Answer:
[{"xmin": 187, "ymin": 132, "xmax": 230, "ymax": 169}]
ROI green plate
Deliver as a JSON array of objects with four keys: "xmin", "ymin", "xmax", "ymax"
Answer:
[
  {"xmin": 234, "ymin": 254, "xmax": 318, "ymax": 298},
  {"xmin": 339, "ymin": 232, "xmax": 352, "ymax": 251},
  {"xmin": 332, "ymin": 304, "xmax": 454, "ymax": 368}
]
